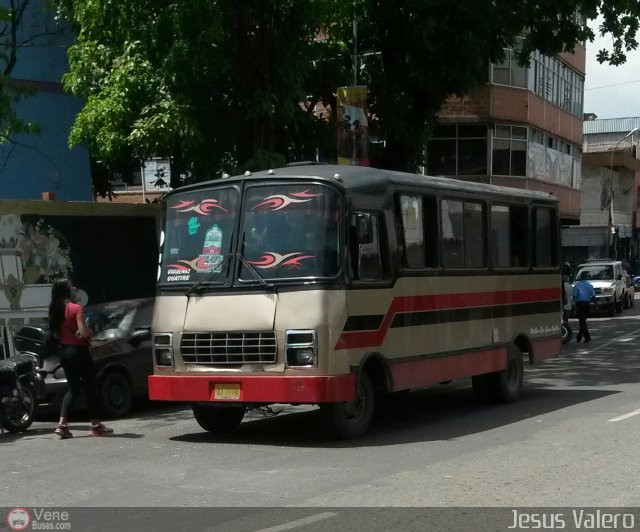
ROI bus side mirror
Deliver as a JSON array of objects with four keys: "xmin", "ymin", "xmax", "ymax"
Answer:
[{"xmin": 354, "ymin": 214, "xmax": 373, "ymax": 244}]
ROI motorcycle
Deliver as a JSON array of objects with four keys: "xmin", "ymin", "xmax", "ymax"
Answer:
[
  {"xmin": 0, "ymin": 326, "xmax": 48, "ymax": 434},
  {"xmin": 0, "ymin": 352, "xmax": 41, "ymax": 433},
  {"xmin": 561, "ymin": 311, "xmax": 572, "ymax": 345}
]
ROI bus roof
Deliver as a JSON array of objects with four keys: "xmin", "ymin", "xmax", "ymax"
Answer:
[{"xmin": 170, "ymin": 164, "xmax": 558, "ymax": 204}]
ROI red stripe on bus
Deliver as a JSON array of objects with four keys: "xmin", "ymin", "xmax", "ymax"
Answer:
[
  {"xmin": 335, "ymin": 287, "xmax": 560, "ymax": 350},
  {"xmin": 390, "ymin": 337, "xmax": 560, "ymax": 390},
  {"xmin": 391, "ymin": 347, "xmax": 508, "ymax": 390}
]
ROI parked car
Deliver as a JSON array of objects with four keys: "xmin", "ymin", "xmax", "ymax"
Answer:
[
  {"xmin": 572, "ymin": 260, "xmax": 626, "ymax": 317},
  {"xmin": 17, "ymin": 298, "xmax": 154, "ymax": 418}
]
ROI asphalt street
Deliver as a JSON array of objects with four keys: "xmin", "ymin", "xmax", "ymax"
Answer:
[{"xmin": 1, "ymin": 300, "xmax": 640, "ymax": 531}]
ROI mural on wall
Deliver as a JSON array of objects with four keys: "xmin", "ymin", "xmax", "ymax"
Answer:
[{"xmin": 0, "ymin": 214, "xmax": 72, "ymax": 314}]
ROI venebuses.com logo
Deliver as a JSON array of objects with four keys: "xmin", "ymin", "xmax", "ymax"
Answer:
[
  {"xmin": 7, "ymin": 508, "xmax": 30, "ymax": 531},
  {"xmin": 6, "ymin": 508, "xmax": 72, "ymax": 530}
]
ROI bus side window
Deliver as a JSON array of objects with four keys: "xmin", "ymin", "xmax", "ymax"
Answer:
[
  {"xmin": 490, "ymin": 204, "xmax": 528, "ymax": 268},
  {"xmin": 532, "ymin": 206, "xmax": 558, "ymax": 267},
  {"xmin": 350, "ymin": 212, "xmax": 384, "ymax": 281}
]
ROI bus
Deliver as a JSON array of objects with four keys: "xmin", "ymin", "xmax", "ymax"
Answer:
[{"xmin": 148, "ymin": 164, "xmax": 561, "ymax": 438}]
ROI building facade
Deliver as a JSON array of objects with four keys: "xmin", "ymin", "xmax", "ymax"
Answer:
[
  {"xmin": 0, "ymin": 0, "xmax": 91, "ymax": 201},
  {"xmin": 427, "ymin": 43, "xmax": 585, "ymax": 227},
  {"xmin": 563, "ymin": 117, "xmax": 640, "ymax": 266}
]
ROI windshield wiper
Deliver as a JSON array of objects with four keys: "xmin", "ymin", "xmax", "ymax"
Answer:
[{"xmin": 236, "ymin": 253, "xmax": 277, "ymax": 294}]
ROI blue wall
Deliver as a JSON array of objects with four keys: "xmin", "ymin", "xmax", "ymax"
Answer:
[{"xmin": 0, "ymin": 0, "xmax": 91, "ymax": 200}]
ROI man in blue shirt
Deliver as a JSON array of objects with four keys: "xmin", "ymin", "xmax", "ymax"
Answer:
[{"xmin": 572, "ymin": 277, "xmax": 596, "ymax": 343}]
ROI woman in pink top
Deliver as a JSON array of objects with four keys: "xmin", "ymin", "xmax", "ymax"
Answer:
[{"xmin": 48, "ymin": 279, "xmax": 113, "ymax": 439}]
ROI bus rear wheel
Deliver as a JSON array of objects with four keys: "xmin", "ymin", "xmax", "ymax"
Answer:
[
  {"xmin": 472, "ymin": 345, "xmax": 524, "ymax": 404},
  {"xmin": 320, "ymin": 371, "xmax": 374, "ymax": 439},
  {"xmin": 192, "ymin": 404, "xmax": 245, "ymax": 434}
]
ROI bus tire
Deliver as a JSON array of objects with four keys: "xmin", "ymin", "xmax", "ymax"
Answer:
[
  {"xmin": 495, "ymin": 344, "xmax": 524, "ymax": 403},
  {"xmin": 471, "ymin": 373, "xmax": 494, "ymax": 403},
  {"xmin": 192, "ymin": 404, "xmax": 245, "ymax": 434},
  {"xmin": 320, "ymin": 371, "xmax": 374, "ymax": 439},
  {"xmin": 472, "ymin": 345, "xmax": 524, "ymax": 404}
]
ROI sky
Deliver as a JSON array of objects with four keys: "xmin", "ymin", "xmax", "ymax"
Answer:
[{"xmin": 584, "ymin": 19, "xmax": 640, "ymax": 119}]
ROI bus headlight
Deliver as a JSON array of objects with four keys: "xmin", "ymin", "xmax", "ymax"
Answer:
[
  {"xmin": 154, "ymin": 333, "xmax": 174, "ymax": 367},
  {"xmin": 285, "ymin": 330, "xmax": 317, "ymax": 368}
]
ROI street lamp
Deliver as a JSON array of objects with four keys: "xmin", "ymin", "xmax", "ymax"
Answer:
[{"xmin": 608, "ymin": 126, "xmax": 640, "ymax": 258}]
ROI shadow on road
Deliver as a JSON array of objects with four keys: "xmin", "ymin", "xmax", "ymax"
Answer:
[{"xmin": 169, "ymin": 383, "xmax": 616, "ymax": 448}]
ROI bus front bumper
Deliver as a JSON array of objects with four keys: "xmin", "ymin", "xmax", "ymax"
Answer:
[{"xmin": 148, "ymin": 374, "xmax": 356, "ymax": 404}]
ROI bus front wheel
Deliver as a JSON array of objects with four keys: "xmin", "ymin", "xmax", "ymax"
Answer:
[
  {"xmin": 192, "ymin": 404, "xmax": 245, "ymax": 434},
  {"xmin": 472, "ymin": 345, "xmax": 524, "ymax": 404},
  {"xmin": 320, "ymin": 371, "xmax": 374, "ymax": 439}
]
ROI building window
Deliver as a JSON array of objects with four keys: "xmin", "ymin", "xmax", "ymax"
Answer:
[
  {"xmin": 427, "ymin": 125, "xmax": 487, "ymax": 177},
  {"xmin": 528, "ymin": 51, "xmax": 584, "ymax": 117},
  {"xmin": 529, "ymin": 128, "xmax": 581, "ymax": 187},
  {"xmin": 491, "ymin": 40, "xmax": 527, "ymax": 88},
  {"xmin": 492, "ymin": 125, "xmax": 527, "ymax": 177}
]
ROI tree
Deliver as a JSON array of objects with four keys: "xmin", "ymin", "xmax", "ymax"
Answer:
[{"xmin": 52, "ymin": 0, "xmax": 640, "ymax": 184}]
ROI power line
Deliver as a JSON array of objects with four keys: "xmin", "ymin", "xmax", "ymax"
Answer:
[{"xmin": 585, "ymin": 79, "xmax": 640, "ymax": 91}]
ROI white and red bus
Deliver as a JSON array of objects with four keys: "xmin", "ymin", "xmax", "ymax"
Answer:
[{"xmin": 148, "ymin": 164, "xmax": 561, "ymax": 438}]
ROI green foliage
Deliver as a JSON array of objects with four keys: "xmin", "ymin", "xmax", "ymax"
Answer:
[
  {"xmin": 49, "ymin": 0, "xmax": 640, "ymax": 185},
  {"xmin": 0, "ymin": 2, "xmax": 48, "ymax": 143}
]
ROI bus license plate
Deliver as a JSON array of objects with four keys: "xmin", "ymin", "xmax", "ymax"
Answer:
[{"xmin": 213, "ymin": 383, "xmax": 241, "ymax": 400}]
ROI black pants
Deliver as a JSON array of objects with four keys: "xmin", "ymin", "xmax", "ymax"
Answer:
[
  {"xmin": 575, "ymin": 301, "xmax": 591, "ymax": 342},
  {"xmin": 59, "ymin": 344, "xmax": 99, "ymax": 419}
]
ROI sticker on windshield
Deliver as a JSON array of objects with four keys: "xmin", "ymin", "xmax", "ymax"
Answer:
[
  {"xmin": 166, "ymin": 264, "xmax": 192, "ymax": 282},
  {"xmin": 252, "ymin": 190, "xmax": 321, "ymax": 211},
  {"xmin": 170, "ymin": 198, "xmax": 229, "ymax": 214},
  {"xmin": 201, "ymin": 225, "xmax": 223, "ymax": 273},
  {"xmin": 188, "ymin": 217, "xmax": 200, "ymax": 235}
]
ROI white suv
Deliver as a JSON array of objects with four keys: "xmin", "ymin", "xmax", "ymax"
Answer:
[{"xmin": 573, "ymin": 260, "xmax": 626, "ymax": 316}]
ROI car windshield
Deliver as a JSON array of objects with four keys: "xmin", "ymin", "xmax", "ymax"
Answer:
[
  {"xmin": 576, "ymin": 265, "xmax": 613, "ymax": 281},
  {"xmin": 85, "ymin": 303, "xmax": 135, "ymax": 341}
]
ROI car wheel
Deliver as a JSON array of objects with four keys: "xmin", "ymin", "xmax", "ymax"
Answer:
[
  {"xmin": 100, "ymin": 371, "xmax": 133, "ymax": 418},
  {"xmin": 616, "ymin": 296, "xmax": 623, "ymax": 313}
]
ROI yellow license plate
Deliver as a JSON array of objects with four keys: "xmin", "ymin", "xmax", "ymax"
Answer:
[{"xmin": 213, "ymin": 383, "xmax": 241, "ymax": 400}]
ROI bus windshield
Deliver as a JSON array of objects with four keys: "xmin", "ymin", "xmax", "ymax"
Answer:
[
  {"xmin": 159, "ymin": 183, "xmax": 340, "ymax": 287},
  {"xmin": 240, "ymin": 184, "xmax": 340, "ymax": 281}
]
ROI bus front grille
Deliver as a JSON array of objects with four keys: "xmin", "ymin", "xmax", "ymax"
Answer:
[{"xmin": 180, "ymin": 332, "xmax": 277, "ymax": 365}]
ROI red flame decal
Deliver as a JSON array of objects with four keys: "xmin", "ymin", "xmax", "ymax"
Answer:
[
  {"xmin": 252, "ymin": 190, "xmax": 322, "ymax": 211},
  {"xmin": 171, "ymin": 199, "xmax": 228, "ymax": 214},
  {"xmin": 247, "ymin": 252, "xmax": 314, "ymax": 269}
]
